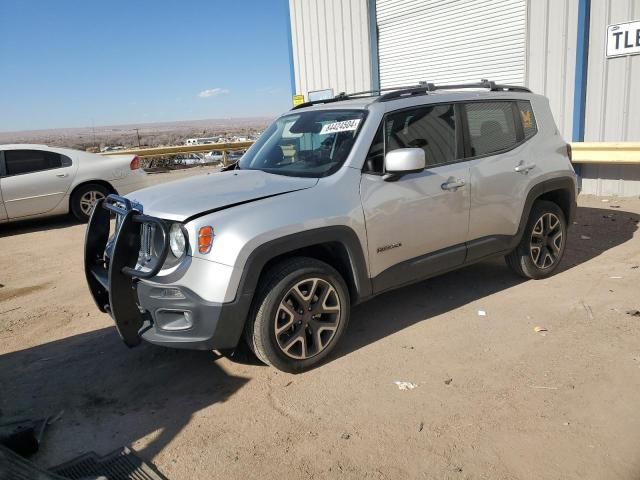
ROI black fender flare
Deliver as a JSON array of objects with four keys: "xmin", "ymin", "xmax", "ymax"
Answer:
[
  {"xmin": 235, "ymin": 225, "xmax": 371, "ymax": 303},
  {"xmin": 215, "ymin": 226, "xmax": 371, "ymax": 349},
  {"xmin": 511, "ymin": 175, "xmax": 577, "ymax": 248}
]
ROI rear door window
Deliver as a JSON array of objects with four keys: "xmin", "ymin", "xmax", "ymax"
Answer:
[
  {"xmin": 4, "ymin": 150, "xmax": 70, "ymax": 176},
  {"xmin": 464, "ymin": 102, "xmax": 518, "ymax": 157}
]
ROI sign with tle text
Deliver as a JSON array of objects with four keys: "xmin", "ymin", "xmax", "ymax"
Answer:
[{"xmin": 607, "ymin": 20, "xmax": 640, "ymax": 58}]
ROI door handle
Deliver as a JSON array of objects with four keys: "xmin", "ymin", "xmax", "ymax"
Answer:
[
  {"xmin": 56, "ymin": 173, "xmax": 68, "ymax": 178},
  {"xmin": 441, "ymin": 179, "xmax": 466, "ymax": 191},
  {"xmin": 514, "ymin": 163, "xmax": 536, "ymax": 173}
]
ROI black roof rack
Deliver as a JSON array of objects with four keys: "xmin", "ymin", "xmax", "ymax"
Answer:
[
  {"xmin": 377, "ymin": 79, "xmax": 532, "ymax": 102},
  {"xmin": 290, "ymin": 84, "xmax": 425, "ymax": 110},
  {"xmin": 290, "ymin": 80, "xmax": 532, "ymax": 110}
]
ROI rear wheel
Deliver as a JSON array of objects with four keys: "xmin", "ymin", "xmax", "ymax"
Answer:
[
  {"xmin": 506, "ymin": 200, "xmax": 567, "ymax": 279},
  {"xmin": 245, "ymin": 257, "xmax": 350, "ymax": 373},
  {"xmin": 71, "ymin": 184, "xmax": 110, "ymax": 222}
]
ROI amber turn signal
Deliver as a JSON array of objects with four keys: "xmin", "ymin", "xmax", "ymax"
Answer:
[{"xmin": 198, "ymin": 226, "xmax": 214, "ymax": 254}]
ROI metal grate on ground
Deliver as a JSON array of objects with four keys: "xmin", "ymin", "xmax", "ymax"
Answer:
[{"xmin": 50, "ymin": 446, "xmax": 168, "ymax": 480}]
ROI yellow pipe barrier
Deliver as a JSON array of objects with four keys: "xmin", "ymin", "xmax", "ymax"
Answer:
[
  {"xmin": 99, "ymin": 141, "xmax": 254, "ymax": 159},
  {"xmin": 99, "ymin": 140, "xmax": 640, "ymax": 165},
  {"xmin": 570, "ymin": 142, "xmax": 640, "ymax": 164}
]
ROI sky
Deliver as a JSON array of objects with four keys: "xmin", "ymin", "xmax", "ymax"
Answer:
[{"xmin": 0, "ymin": 0, "xmax": 293, "ymax": 132}]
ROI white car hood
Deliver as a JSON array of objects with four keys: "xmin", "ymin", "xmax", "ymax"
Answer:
[{"xmin": 126, "ymin": 169, "xmax": 318, "ymax": 222}]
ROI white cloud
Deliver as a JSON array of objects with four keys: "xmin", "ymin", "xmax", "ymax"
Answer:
[{"xmin": 198, "ymin": 88, "xmax": 230, "ymax": 98}]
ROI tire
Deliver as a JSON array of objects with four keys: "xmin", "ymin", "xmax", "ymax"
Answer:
[
  {"xmin": 70, "ymin": 184, "xmax": 110, "ymax": 222},
  {"xmin": 245, "ymin": 257, "xmax": 350, "ymax": 373},
  {"xmin": 506, "ymin": 200, "xmax": 567, "ymax": 279}
]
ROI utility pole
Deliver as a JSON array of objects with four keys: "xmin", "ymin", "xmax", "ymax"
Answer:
[{"xmin": 134, "ymin": 128, "xmax": 141, "ymax": 148}]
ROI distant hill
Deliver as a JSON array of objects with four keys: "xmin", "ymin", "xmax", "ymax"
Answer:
[{"xmin": 0, "ymin": 117, "xmax": 274, "ymax": 150}]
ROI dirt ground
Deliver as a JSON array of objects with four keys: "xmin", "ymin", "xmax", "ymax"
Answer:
[{"xmin": 1, "ymin": 183, "xmax": 639, "ymax": 479}]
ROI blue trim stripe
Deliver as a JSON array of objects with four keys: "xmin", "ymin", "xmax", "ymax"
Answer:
[
  {"xmin": 285, "ymin": 0, "xmax": 296, "ymax": 96},
  {"xmin": 367, "ymin": 0, "xmax": 380, "ymax": 91},
  {"xmin": 572, "ymin": 0, "xmax": 590, "ymax": 142}
]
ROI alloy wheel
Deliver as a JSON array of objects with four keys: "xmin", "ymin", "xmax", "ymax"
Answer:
[
  {"xmin": 529, "ymin": 212, "xmax": 563, "ymax": 269},
  {"xmin": 274, "ymin": 277, "xmax": 341, "ymax": 360},
  {"xmin": 79, "ymin": 190, "xmax": 106, "ymax": 216}
]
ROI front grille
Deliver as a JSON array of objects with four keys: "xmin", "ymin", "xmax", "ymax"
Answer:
[
  {"xmin": 97, "ymin": 194, "xmax": 171, "ymax": 281},
  {"xmin": 140, "ymin": 223, "xmax": 156, "ymax": 261},
  {"xmin": 105, "ymin": 215, "xmax": 158, "ymax": 267}
]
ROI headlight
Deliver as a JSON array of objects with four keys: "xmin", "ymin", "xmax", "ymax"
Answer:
[{"xmin": 169, "ymin": 223, "xmax": 186, "ymax": 258}]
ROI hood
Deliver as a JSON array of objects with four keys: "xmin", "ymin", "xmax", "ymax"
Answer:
[{"xmin": 126, "ymin": 169, "xmax": 318, "ymax": 222}]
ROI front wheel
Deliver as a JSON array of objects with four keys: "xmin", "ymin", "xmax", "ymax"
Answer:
[
  {"xmin": 245, "ymin": 257, "xmax": 350, "ymax": 373},
  {"xmin": 506, "ymin": 200, "xmax": 567, "ymax": 279}
]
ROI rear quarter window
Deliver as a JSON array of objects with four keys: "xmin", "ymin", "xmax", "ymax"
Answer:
[{"xmin": 517, "ymin": 100, "xmax": 538, "ymax": 140}]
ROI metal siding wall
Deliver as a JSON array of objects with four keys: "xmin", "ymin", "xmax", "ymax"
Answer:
[
  {"xmin": 584, "ymin": 0, "xmax": 640, "ymax": 141},
  {"xmin": 526, "ymin": 0, "xmax": 579, "ymax": 141},
  {"xmin": 581, "ymin": 0, "xmax": 640, "ymax": 196},
  {"xmin": 376, "ymin": 0, "xmax": 527, "ymax": 87},
  {"xmin": 288, "ymin": 0, "xmax": 372, "ymax": 98}
]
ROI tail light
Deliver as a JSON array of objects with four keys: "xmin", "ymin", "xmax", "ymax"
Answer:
[
  {"xmin": 566, "ymin": 144, "xmax": 572, "ymax": 161},
  {"xmin": 129, "ymin": 155, "xmax": 140, "ymax": 170}
]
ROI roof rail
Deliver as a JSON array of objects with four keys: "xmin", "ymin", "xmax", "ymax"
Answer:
[
  {"xmin": 290, "ymin": 84, "xmax": 429, "ymax": 110},
  {"xmin": 377, "ymin": 79, "xmax": 532, "ymax": 102},
  {"xmin": 435, "ymin": 79, "xmax": 531, "ymax": 93},
  {"xmin": 291, "ymin": 80, "xmax": 532, "ymax": 110}
]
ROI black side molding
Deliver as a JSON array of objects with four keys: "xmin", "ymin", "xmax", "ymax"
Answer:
[{"xmin": 372, "ymin": 244, "xmax": 466, "ymax": 295}]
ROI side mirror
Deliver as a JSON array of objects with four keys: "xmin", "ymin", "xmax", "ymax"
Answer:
[{"xmin": 383, "ymin": 148, "xmax": 425, "ymax": 181}]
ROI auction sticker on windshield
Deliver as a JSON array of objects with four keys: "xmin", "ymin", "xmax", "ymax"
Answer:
[{"xmin": 320, "ymin": 119, "xmax": 361, "ymax": 135}]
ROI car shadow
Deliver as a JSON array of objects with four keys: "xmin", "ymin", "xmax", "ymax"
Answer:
[
  {"xmin": 333, "ymin": 205, "xmax": 639, "ymax": 362},
  {"xmin": 0, "ymin": 327, "xmax": 248, "ymax": 472},
  {"xmin": 0, "ymin": 215, "xmax": 81, "ymax": 237}
]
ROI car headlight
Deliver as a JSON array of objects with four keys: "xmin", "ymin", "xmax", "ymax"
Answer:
[{"xmin": 169, "ymin": 223, "xmax": 187, "ymax": 258}]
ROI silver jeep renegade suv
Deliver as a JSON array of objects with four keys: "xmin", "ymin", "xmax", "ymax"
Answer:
[{"xmin": 85, "ymin": 81, "xmax": 577, "ymax": 372}]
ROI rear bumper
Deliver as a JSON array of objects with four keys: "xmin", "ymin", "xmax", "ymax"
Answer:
[
  {"xmin": 112, "ymin": 177, "xmax": 149, "ymax": 195},
  {"xmin": 84, "ymin": 194, "xmax": 246, "ymax": 350},
  {"xmin": 112, "ymin": 170, "xmax": 149, "ymax": 196}
]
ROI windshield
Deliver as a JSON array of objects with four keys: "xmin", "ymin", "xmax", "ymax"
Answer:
[{"xmin": 238, "ymin": 109, "xmax": 367, "ymax": 177}]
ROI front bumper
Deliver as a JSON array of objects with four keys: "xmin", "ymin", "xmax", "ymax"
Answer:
[
  {"xmin": 84, "ymin": 195, "xmax": 245, "ymax": 350},
  {"xmin": 135, "ymin": 282, "xmax": 246, "ymax": 350}
]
